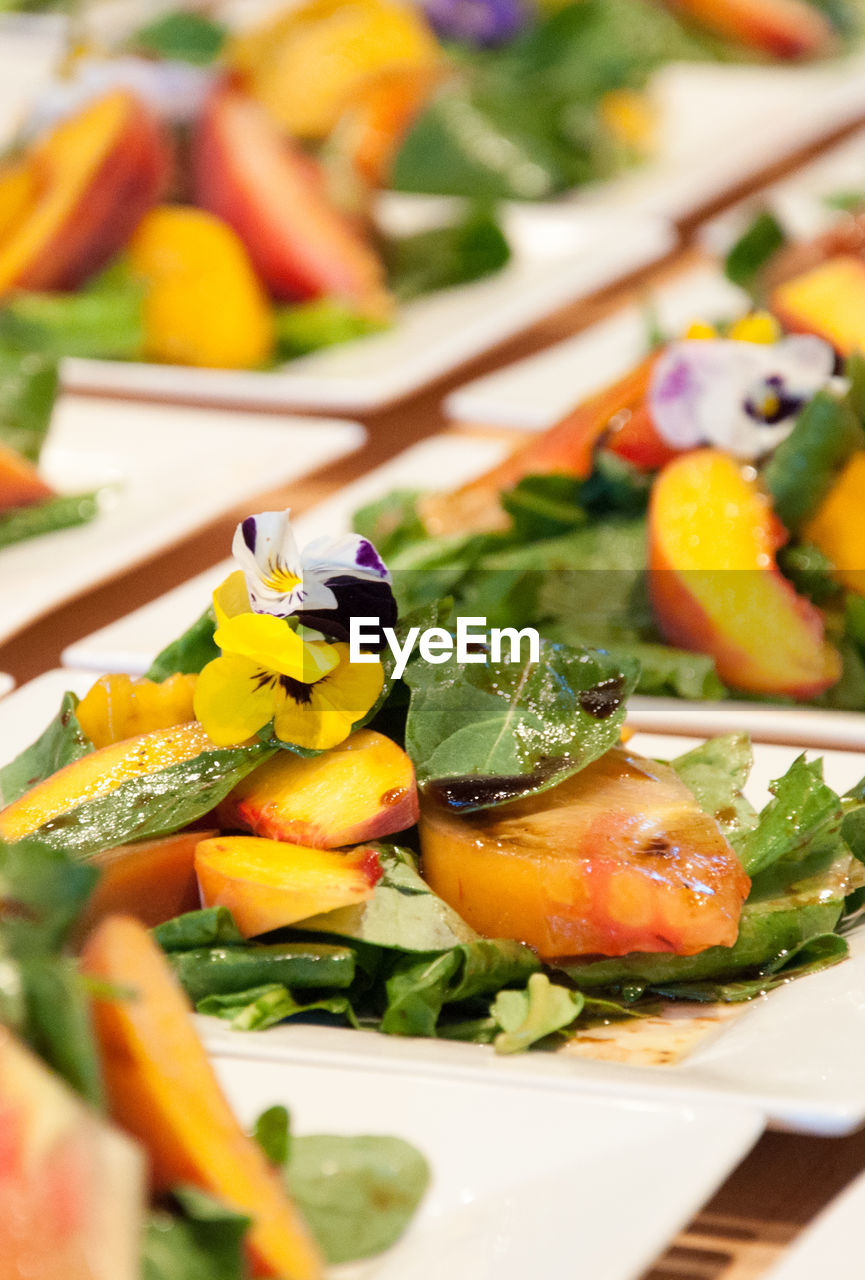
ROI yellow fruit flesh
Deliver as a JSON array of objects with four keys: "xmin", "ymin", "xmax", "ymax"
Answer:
[
  {"xmin": 772, "ymin": 255, "xmax": 865, "ymax": 354},
  {"xmin": 804, "ymin": 452, "xmax": 865, "ymax": 596},
  {"xmin": 76, "ymin": 673, "xmax": 198, "ymax": 749}
]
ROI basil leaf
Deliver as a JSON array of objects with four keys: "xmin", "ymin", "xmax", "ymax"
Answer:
[
  {"xmin": 404, "ymin": 640, "xmax": 638, "ymax": 809},
  {"xmin": 0, "ymin": 692, "xmax": 93, "ymax": 806},
  {"xmin": 28, "ymin": 743, "xmax": 273, "ymax": 859},
  {"xmin": 146, "ymin": 607, "xmax": 219, "ymax": 681},
  {"xmin": 287, "ymin": 1135, "xmax": 429, "ymax": 1265}
]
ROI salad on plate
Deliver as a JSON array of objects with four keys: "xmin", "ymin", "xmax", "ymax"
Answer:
[{"xmin": 3, "ymin": 506, "xmax": 865, "ymax": 1059}]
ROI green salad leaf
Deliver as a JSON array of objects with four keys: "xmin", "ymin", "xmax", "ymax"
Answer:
[
  {"xmin": 0, "ymin": 492, "xmax": 99, "ymax": 551},
  {"xmin": 129, "ymin": 10, "xmax": 228, "ymax": 63},
  {"xmin": 669, "ymin": 734, "xmax": 757, "ymax": 837},
  {"xmin": 734, "ymin": 755, "xmax": 842, "ymax": 877},
  {"xmin": 143, "ymin": 1188, "xmax": 249, "ymax": 1280},
  {"xmin": 763, "ymin": 389, "xmax": 865, "ymax": 533},
  {"xmin": 404, "ymin": 640, "xmax": 638, "ymax": 808},
  {"xmin": 167, "ymin": 940, "xmax": 357, "ymax": 1004},
  {"xmin": 724, "ymin": 211, "xmax": 786, "ymax": 292},
  {"xmin": 146, "ymin": 607, "xmax": 219, "ymax": 681},
  {"xmin": 275, "ymin": 300, "xmax": 389, "ymax": 359},
  {"xmin": 0, "ymin": 692, "xmax": 93, "ymax": 807},
  {"xmin": 491, "ymin": 973, "xmax": 583, "ymax": 1054},
  {"xmin": 386, "ymin": 208, "xmax": 511, "ymax": 303},
  {"xmin": 0, "ymin": 263, "xmax": 145, "ymax": 361},
  {"xmin": 0, "ymin": 347, "xmax": 58, "ymax": 463}
]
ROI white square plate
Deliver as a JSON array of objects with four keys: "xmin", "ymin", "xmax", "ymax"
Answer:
[
  {"xmin": 61, "ymin": 429, "xmax": 865, "ymax": 752},
  {"xmin": 59, "ymin": 214, "xmax": 672, "ymax": 412},
  {"xmin": 0, "ymin": 396, "xmax": 364, "ymax": 646},
  {"xmin": 213, "ymin": 1055, "xmax": 762, "ymax": 1280},
  {"xmin": 446, "ymin": 263, "xmax": 749, "ymax": 430},
  {"xmin": 0, "ymin": 675, "xmax": 863, "ymax": 1136}
]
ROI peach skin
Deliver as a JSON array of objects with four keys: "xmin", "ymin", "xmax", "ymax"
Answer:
[
  {"xmin": 0, "ymin": 722, "xmax": 216, "ymax": 844},
  {"xmin": 193, "ymin": 87, "xmax": 389, "ymax": 312},
  {"xmin": 648, "ymin": 449, "xmax": 841, "ymax": 697},
  {"xmin": 663, "ymin": 0, "xmax": 834, "ymax": 58},
  {"xmin": 195, "ymin": 835, "xmax": 382, "ymax": 937},
  {"xmin": 772, "ymin": 255, "xmax": 865, "ymax": 356},
  {"xmin": 0, "ymin": 90, "xmax": 170, "ymax": 296},
  {"xmin": 80, "ymin": 916, "xmax": 323, "ymax": 1279},
  {"xmin": 218, "ymin": 729, "xmax": 418, "ymax": 849},
  {"xmin": 0, "ymin": 441, "xmax": 54, "ymax": 509},
  {"xmin": 421, "ymin": 746, "xmax": 750, "ymax": 960}
]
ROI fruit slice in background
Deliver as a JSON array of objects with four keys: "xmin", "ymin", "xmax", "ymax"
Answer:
[
  {"xmin": 194, "ymin": 87, "xmax": 390, "ymax": 311},
  {"xmin": 219, "ymin": 729, "xmax": 418, "ymax": 848},
  {"xmin": 195, "ymin": 835, "xmax": 382, "ymax": 936},
  {"xmin": 772, "ymin": 255, "xmax": 865, "ymax": 356},
  {"xmin": 0, "ymin": 1026, "xmax": 145, "ymax": 1280},
  {"xmin": 129, "ymin": 205, "xmax": 275, "ymax": 369},
  {"xmin": 804, "ymin": 451, "xmax": 865, "ymax": 596},
  {"xmin": 649, "ymin": 448, "xmax": 841, "ymax": 697},
  {"xmin": 421, "ymin": 746, "xmax": 749, "ymax": 960},
  {"xmin": 662, "ymin": 0, "xmax": 835, "ymax": 58},
  {"xmin": 81, "ymin": 916, "xmax": 323, "ymax": 1280},
  {"xmin": 0, "ymin": 440, "xmax": 54, "ymax": 508},
  {"xmin": 0, "ymin": 90, "xmax": 170, "ymax": 295}
]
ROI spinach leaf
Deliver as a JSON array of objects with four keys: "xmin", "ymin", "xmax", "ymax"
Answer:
[
  {"xmin": 0, "ymin": 347, "xmax": 58, "ymax": 462},
  {"xmin": 404, "ymin": 640, "xmax": 638, "ymax": 808},
  {"xmin": 0, "ymin": 692, "xmax": 92, "ymax": 806},
  {"xmin": 287, "ymin": 1135, "xmax": 429, "ymax": 1265},
  {"xmin": 294, "ymin": 846, "xmax": 480, "ymax": 951},
  {"xmin": 168, "ymin": 941, "xmax": 356, "ymax": 1004},
  {"xmin": 650, "ymin": 932, "xmax": 848, "ymax": 1003},
  {"xmin": 491, "ymin": 972, "xmax": 583, "ymax": 1054},
  {"xmin": 778, "ymin": 542, "xmax": 841, "ymax": 606},
  {"xmin": 0, "ymin": 492, "xmax": 99, "ymax": 551},
  {"xmin": 143, "ymin": 1188, "xmax": 249, "ymax": 1280},
  {"xmin": 381, "ymin": 938, "xmax": 540, "ymax": 1036},
  {"xmin": 0, "ymin": 265, "xmax": 145, "ymax": 360},
  {"xmin": 669, "ymin": 734, "xmax": 757, "ymax": 837},
  {"xmin": 154, "ymin": 907, "xmax": 245, "ymax": 951},
  {"xmin": 252, "ymin": 1105, "xmax": 291, "ymax": 1167},
  {"xmin": 763, "ymin": 390, "xmax": 865, "ymax": 533},
  {"xmin": 386, "ymin": 208, "xmax": 510, "ymax": 303},
  {"xmin": 724, "ymin": 211, "xmax": 786, "ymax": 292},
  {"xmin": 500, "ymin": 474, "xmax": 586, "ymax": 541},
  {"xmin": 146, "ymin": 607, "xmax": 219, "ymax": 680},
  {"xmin": 129, "ymin": 10, "xmax": 228, "ymax": 63},
  {"xmin": 29, "ymin": 742, "xmax": 273, "ymax": 858},
  {"xmin": 197, "ymin": 985, "xmax": 356, "ymax": 1032}
]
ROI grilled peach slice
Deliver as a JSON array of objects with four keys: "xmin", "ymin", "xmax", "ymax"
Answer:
[
  {"xmin": 0, "ymin": 441, "xmax": 54, "ymax": 509},
  {"xmin": 195, "ymin": 835, "xmax": 382, "ymax": 936},
  {"xmin": 664, "ymin": 0, "xmax": 834, "ymax": 58},
  {"xmin": 0, "ymin": 90, "xmax": 170, "ymax": 296},
  {"xmin": 772, "ymin": 255, "xmax": 865, "ymax": 356},
  {"xmin": 803, "ymin": 451, "xmax": 865, "ymax": 597},
  {"xmin": 218, "ymin": 729, "xmax": 418, "ymax": 849},
  {"xmin": 420, "ymin": 746, "xmax": 749, "ymax": 960},
  {"xmin": 0, "ymin": 722, "xmax": 215, "ymax": 844},
  {"xmin": 649, "ymin": 449, "xmax": 841, "ymax": 697},
  {"xmin": 80, "ymin": 916, "xmax": 323, "ymax": 1279},
  {"xmin": 0, "ymin": 1027, "xmax": 144, "ymax": 1280},
  {"xmin": 193, "ymin": 87, "xmax": 389, "ymax": 311},
  {"xmin": 75, "ymin": 673, "xmax": 198, "ymax": 750}
]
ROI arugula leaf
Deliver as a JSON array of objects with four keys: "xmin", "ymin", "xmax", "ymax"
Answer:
[
  {"xmin": 146, "ymin": 607, "xmax": 219, "ymax": 681},
  {"xmin": 0, "ymin": 492, "xmax": 99, "ymax": 551},
  {"xmin": 129, "ymin": 10, "xmax": 228, "ymax": 63},
  {"xmin": 404, "ymin": 640, "xmax": 638, "ymax": 808},
  {"xmin": 491, "ymin": 972, "xmax": 583, "ymax": 1054},
  {"xmin": 143, "ymin": 1188, "xmax": 249, "ymax": 1280},
  {"xmin": 734, "ymin": 755, "xmax": 842, "ymax": 876},
  {"xmin": 381, "ymin": 938, "xmax": 540, "ymax": 1036},
  {"xmin": 0, "ymin": 692, "xmax": 92, "ymax": 807},
  {"xmin": 724, "ymin": 211, "xmax": 786, "ymax": 292},
  {"xmin": 287, "ymin": 1135, "xmax": 430, "ymax": 1265},
  {"xmin": 28, "ymin": 742, "xmax": 273, "ymax": 858},
  {"xmin": 386, "ymin": 208, "xmax": 510, "ymax": 303},
  {"xmin": 0, "ymin": 347, "xmax": 58, "ymax": 463}
]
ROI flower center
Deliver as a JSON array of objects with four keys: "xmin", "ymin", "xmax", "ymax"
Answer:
[
  {"xmin": 743, "ymin": 375, "xmax": 803, "ymax": 425},
  {"xmin": 262, "ymin": 560, "xmax": 302, "ymax": 594}
]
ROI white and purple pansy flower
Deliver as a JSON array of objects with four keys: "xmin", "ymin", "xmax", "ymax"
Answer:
[
  {"xmin": 649, "ymin": 335, "xmax": 839, "ymax": 460},
  {"xmin": 232, "ymin": 510, "xmax": 397, "ymax": 646}
]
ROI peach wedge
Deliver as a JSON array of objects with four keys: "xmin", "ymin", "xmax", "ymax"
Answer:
[
  {"xmin": 0, "ymin": 90, "xmax": 170, "ymax": 296},
  {"xmin": 0, "ymin": 441, "xmax": 54, "ymax": 509},
  {"xmin": 421, "ymin": 746, "xmax": 750, "ymax": 960},
  {"xmin": 0, "ymin": 721, "xmax": 215, "ymax": 844},
  {"xmin": 219, "ymin": 729, "xmax": 418, "ymax": 849},
  {"xmin": 195, "ymin": 835, "xmax": 382, "ymax": 937},
  {"xmin": 648, "ymin": 449, "xmax": 841, "ymax": 697},
  {"xmin": 772, "ymin": 255, "xmax": 865, "ymax": 356},
  {"xmin": 80, "ymin": 916, "xmax": 323, "ymax": 1279},
  {"xmin": 664, "ymin": 0, "xmax": 834, "ymax": 58}
]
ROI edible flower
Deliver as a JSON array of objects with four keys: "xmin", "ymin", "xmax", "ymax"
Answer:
[
  {"xmin": 232, "ymin": 509, "xmax": 396, "ymax": 643},
  {"xmin": 420, "ymin": 0, "xmax": 529, "ymax": 46},
  {"xmin": 649, "ymin": 332, "xmax": 837, "ymax": 459},
  {"xmin": 193, "ymin": 511, "xmax": 390, "ymax": 750}
]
